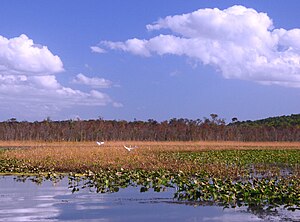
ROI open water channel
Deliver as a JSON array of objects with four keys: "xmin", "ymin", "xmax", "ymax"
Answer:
[{"xmin": 0, "ymin": 176, "xmax": 299, "ymax": 222}]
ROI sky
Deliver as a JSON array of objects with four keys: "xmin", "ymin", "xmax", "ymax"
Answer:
[{"xmin": 0, "ymin": 0, "xmax": 300, "ymax": 122}]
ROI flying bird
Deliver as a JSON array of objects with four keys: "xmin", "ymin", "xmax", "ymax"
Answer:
[
  {"xmin": 123, "ymin": 145, "xmax": 138, "ymax": 151},
  {"xmin": 96, "ymin": 141, "xmax": 105, "ymax": 146}
]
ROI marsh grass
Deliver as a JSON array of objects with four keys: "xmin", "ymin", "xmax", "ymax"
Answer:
[
  {"xmin": 1, "ymin": 141, "xmax": 300, "ymax": 175},
  {"xmin": 1, "ymin": 141, "xmax": 299, "ymax": 210}
]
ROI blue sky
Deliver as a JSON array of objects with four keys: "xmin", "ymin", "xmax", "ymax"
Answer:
[{"xmin": 0, "ymin": 0, "xmax": 300, "ymax": 122}]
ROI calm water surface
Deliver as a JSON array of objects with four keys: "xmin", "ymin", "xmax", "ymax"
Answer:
[{"xmin": 0, "ymin": 176, "xmax": 299, "ymax": 222}]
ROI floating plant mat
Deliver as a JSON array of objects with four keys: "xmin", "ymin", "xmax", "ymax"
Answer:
[{"xmin": 8, "ymin": 168, "xmax": 300, "ymax": 213}]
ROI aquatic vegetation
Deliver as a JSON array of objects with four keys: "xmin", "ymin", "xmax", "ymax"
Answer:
[
  {"xmin": 167, "ymin": 149, "xmax": 300, "ymax": 166},
  {"xmin": 173, "ymin": 175, "xmax": 300, "ymax": 211},
  {"xmin": 161, "ymin": 149, "xmax": 300, "ymax": 179},
  {"xmin": 11, "ymin": 168, "xmax": 300, "ymax": 212},
  {"xmin": 0, "ymin": 141, "xmax": 299, "ymax": 211}
]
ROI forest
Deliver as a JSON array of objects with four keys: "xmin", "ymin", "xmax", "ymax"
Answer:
[{"xmin": 0, "ymin": 114, "xmax": 299, "ymax": 142}]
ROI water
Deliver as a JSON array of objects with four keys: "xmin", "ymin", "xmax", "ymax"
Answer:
[{"xmin": 0, "ymin": 176, "xmax": 299, "ymax": 222}]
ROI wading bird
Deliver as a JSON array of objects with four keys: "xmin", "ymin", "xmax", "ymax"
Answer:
[
  {"xmin": 123, "ymin": 145, "xmax": 138, "ymax": 151},
  {"xmin": 96, "ymin": 141, "xmax": 104, "ymax": 146}
]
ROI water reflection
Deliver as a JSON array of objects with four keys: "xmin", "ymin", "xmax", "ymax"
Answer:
[
  {"xmin": 0, "ymin": 176, "xmax": 299, "ymax": 222},
  {"xmin": 0, "ymin": 176, "xmax": 63, "ymax": 221}
]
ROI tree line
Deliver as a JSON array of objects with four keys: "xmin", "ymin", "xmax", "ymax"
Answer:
[
  {"xmin": 1, "ymin": 114, "xmax": 300, "ymax": 142},
  {"xmin": 229, "ymin": 114, "xmax": 300, "ymax": 127}
]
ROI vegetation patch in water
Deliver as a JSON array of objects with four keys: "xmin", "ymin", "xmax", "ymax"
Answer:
[
  {"xmin": 11, "ymin": 169, "xmax": 300, "ymax": 212},
  {"xmin": 0, "ymin": 142, "xmax": 299, "ymax": 212}
]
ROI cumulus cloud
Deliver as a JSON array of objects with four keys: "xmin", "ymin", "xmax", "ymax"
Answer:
[
  {"xmin": 100, "ymin": 5, "xmax": 300, "ymax": 88},
  {"xmin": 0, "ymin": 34, "xmax": 120, "ymax": 120},
  {"xmin": 72, "ymin": 73, "xmax": 113, "ymax": 88},
  {"xmin": 0, "ymin": 34, "xmax": 64, "ymax": 75}
]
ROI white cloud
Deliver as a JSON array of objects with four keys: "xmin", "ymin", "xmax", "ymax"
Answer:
[
  {"xmin": 90, "ymin": 46, "xmax": 106, "ymax": 53},
  {"xmin": 72, "ymin": 73, "xmax": 113, "ymax": 88},
  {"xmin": 101, "ymin": 38, "xmax": 151, "ymax": 56},
  {"xmin": 0, "ymin": 74, "xmax": 112, "ymax": 106},
  {"xmin": 0, "ymin": 74, "xmax": 115, "ymax": 120},
  {"xmin": 0, "ymin": 34, "xmax": 64, "ymax": 75},
  {"xmin": 100, "ymin": 5, "xmax": 300, "ymax": 88},
  {"xmin": 29, "ymin": 75, "xmax": 61, "ymax": 89},
  {"xmin": 0, "ymin": 34, "xmax": 120, "ymax": 120}
]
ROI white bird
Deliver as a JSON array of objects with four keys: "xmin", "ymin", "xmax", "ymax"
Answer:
[
  {"xmin": 96, "ymin": 141, "xmax": 105, "ymax": 146},
  {"xmin": 123, "ymin": 145, "xmax": 138, "ymax": 151}
]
